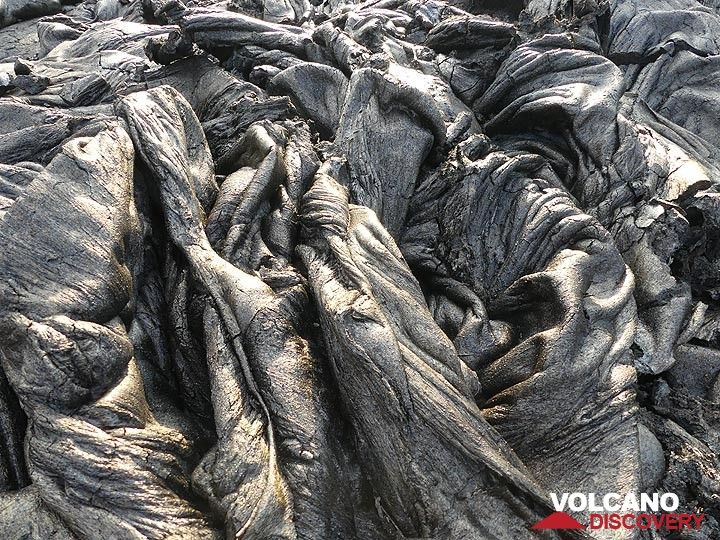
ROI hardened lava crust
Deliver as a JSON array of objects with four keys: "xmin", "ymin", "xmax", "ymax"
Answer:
[{"xmin": 0, "ymin": 0, "xmax": 718, "ymax": 539}]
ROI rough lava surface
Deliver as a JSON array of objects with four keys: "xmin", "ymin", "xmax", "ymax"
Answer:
[{"xmin": 0, "ymin": 0, "xmax": 718, "ymax": 539}]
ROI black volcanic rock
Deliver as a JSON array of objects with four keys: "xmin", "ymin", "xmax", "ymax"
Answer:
[{"xmin": 0, "ymin": 0, "xmax": 718, "ymax": 538}]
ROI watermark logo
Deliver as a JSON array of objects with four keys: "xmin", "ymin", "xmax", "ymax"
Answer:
[{"xmin": 533, "ymin": 493, "xmax": 704, "ymax": 532}]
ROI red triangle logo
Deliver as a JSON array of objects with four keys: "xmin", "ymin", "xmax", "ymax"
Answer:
[{"xmin": 532, "ymin": 512, "xmax": 586, "ymax": 530}]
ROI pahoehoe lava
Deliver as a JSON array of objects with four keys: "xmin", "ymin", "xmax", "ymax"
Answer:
[{"xmin": 0, "ymin": 0, "xmax": 718, "ymax": 538}]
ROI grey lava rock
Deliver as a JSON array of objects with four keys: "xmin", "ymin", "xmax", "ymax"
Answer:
[{"xmin": 0, "ymin": 0, "xmax": 718, "ymax": 538}]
